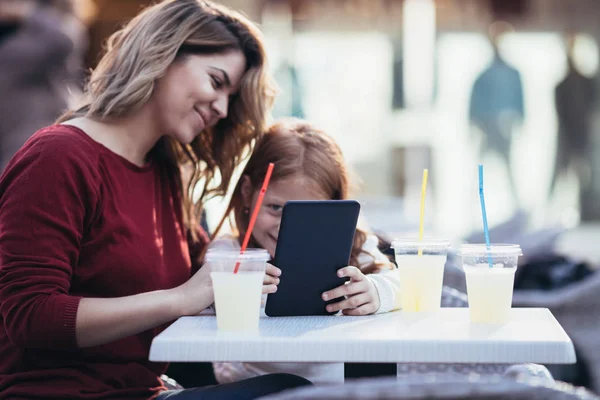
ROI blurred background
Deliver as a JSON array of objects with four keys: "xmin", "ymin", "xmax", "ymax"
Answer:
[{"xmin": 1, "ymin": 0, "xmax": 600, "ymax": 263}]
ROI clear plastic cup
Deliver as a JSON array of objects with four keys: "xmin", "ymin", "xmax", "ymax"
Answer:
[
  {"xmin": 459, "ymin": 244, "xmax": 522, "ymax": 324},
  {"xmin": 205, "ymin": 249, "xmax": 270, "ymax": 332},
  {"xmin": 392, "ymin": 238, "xmax": 450, "ymax": 312}
]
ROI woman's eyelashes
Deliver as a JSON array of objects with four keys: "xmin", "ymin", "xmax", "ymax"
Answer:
[{"xmin": 211, "ymin": 75, "xmax": 223, "ymax": 90}]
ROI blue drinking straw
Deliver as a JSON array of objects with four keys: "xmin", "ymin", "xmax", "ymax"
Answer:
[{"xmin": 478, "ymin": 164, "xmax": 494, "ymax": 268}]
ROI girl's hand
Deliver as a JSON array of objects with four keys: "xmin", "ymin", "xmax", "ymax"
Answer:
[
  {"xmin": 321, "ymin": 266, "xmax": 380, "ymax": 316},
  {"xmin": 263, "ymin": 263, "xmax": 281, "ymax": 294}
]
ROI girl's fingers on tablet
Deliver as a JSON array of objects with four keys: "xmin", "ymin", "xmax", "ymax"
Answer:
[
  {"xmin": 342, "ymin": 302, "xmax": 377, "ymax": 316},
  {"xmin": 322, "ymin": 281, "xmax": 360, "ymax": 301},
  {"xmin": 326, "ymin": 293, "xmax": 370, "ymax": 313},
  {"xmin": 344, "ymin": 280, "xmax": 371, "ymax": 297},
  {"xmin": 266, "ymin": 263, "xmax": 282, "ymax": 277},
  {"xmin": 337, "ymin": 266, "xmax": 363, "ymax": 280},
  {"xmin": 262, "ymin": 284, "xmax": 278, "ymax": 294}
]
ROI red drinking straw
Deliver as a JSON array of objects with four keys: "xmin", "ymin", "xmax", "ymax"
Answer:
[{"xmin": 233, "ymin": 162, "xmax": 275, "ymax": 274}]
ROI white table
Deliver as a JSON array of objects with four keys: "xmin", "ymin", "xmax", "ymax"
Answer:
[{"xmin": 150, "ymin": 308, "xmax": 575, "ymax": 371}]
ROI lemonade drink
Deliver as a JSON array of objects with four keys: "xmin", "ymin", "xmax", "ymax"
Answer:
[
  {"xmin": 392, "ymin": 239, "xmax": 450, "ymax": 312},
  {"xmin": 464, "ymin": 265, "xmax": 516, "ymax": 324},
  {"xmin": 459, "ymin": 244, "xmax": 522, "ymax": 324},
  {"xmin": 205, "ymin": 249, "xmax": 270, "ymax": 332},
  {"xmin": 211, "ymin": 271, "xmax": 264, "ymax": 331}
]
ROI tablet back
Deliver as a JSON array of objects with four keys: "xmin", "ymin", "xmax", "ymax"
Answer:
[{"xmin": 265, "ymin": 200, "xmax": 360, "ymax": 317}]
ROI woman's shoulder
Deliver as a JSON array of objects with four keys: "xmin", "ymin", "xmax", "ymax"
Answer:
[
  {"xmin": 23, "ymin": 124, "xmax": 102, "ymax": 163},
  {"xmin": 1, "ymin": 124, "xmax": 104, "ymax": 190},
  {"xmin": 0, "ymin": 125, "xmax": 106, "ymax": 215}
]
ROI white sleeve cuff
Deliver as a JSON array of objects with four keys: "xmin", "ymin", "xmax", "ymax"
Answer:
[{"xmin": 367, "ymin": 272, "xmax": 398, "ymax": 314}]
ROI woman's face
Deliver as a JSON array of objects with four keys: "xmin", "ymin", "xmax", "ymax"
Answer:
[{"xmin": 151, "ymin": 50, "xmax": 247, "ymax": 144}]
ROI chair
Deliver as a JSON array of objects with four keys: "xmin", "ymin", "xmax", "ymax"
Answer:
[{"xmin": 259, "ymin": 365, "xmax": 599, "ymax": 400}]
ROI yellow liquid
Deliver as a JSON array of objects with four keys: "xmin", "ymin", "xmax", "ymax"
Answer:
[
  {"xmin": 396, "ymin": 255, "xmax": 446, "ymax": 312},
  {"xmin": 464, "ymin": 265, "xmax": 516, "ymax": 324},
  {"xmin": 211, "ymin": 271, "xmax": 264, "ymax": 331}
]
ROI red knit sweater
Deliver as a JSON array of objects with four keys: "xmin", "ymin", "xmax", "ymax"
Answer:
[{"xmin": 0, "ymin": 125, "xmax": 205, "ymax": 399}]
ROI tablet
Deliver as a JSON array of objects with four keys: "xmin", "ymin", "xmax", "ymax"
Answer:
[{"xmin": 265, "ymin": 200, "xmax": 361, "ymax": 317}]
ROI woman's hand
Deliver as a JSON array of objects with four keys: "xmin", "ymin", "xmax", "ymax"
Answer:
[
  {"xmin": 263, "ymin": 263, "xmax": 281, "ymax": 295},
  {"xmin": 321, "ymin": 266, "xmax": 380, "ymax": 316},
  {"xmin": 174, "ymin": 262, "xmax": 280, "ymax": 316},
  {"xmin": 173, "ymin": 265, "xmax": 214, "ymax": 316}
]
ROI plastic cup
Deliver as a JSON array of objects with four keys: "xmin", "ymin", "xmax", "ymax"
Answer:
[
  {"xmin": 392, "ymin": 238, "xmax": 450, "ymax": 312},
  {"xmin": 459, "ymin": 244, "xmax": 522, "ymax": 324},
  {"xmin": 205, "ymin": 249, "xmax": 270, "ymax": 332}
]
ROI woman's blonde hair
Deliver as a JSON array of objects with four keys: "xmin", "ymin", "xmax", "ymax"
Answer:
[
  {"xmin": 214, "ymin": 118, "xmax": 390, "ymax": 274},
  {"xmin": 57, "ymin": 0, "xmax": 276, "ymax": 241}
]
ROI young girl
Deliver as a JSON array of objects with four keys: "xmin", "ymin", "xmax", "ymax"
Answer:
[{"xmin": 210, "ymin": 118, "xmax": 402, "ymax": 384}]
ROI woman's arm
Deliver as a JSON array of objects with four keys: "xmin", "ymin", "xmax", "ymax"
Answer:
[
  {"xmin": 0, "ymin": 131, "xmax": 212, "ymax": 350},
  {"xmin": 76, "ymin": 291, "xmax": 179, "ymax": 348},
  {"xmin": 76, "ymin": 267, "xmax": 213, "ymax": 347}
]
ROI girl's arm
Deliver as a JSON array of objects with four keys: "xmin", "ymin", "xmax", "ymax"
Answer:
[
  {"xmin": 365, "ymin": 269, "xmax": 402, "ymax": 314},
  {"xmin": 321, "ymin": 234, "xmax": 401, "ymax": 315},
  {"xmin": 361, "ymin": 234, "xmax": 402, "ymax": 313}
]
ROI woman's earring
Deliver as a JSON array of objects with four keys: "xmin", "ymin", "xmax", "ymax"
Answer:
[{"xmin": 243, "ymin": 207, "xmax": 250, "ymax": 215}]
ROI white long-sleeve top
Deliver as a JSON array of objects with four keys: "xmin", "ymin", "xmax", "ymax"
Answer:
[{"xmin": 208, "ymin": 234, "xmax": 401, "ymax": 385}]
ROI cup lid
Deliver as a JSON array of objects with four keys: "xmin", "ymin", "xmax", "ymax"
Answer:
[
  {"xmin": 458, "ymin": 244, "xmax": 522, "ymax": 256},
  {"xmin": 204, "ymin": 248, "xmax": 270, "ymax": 262},
  {"xmin": 391, "ymin": 238, "xmax": 450, "ymax": 250}
]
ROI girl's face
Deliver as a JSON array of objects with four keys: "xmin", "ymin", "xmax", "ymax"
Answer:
[{"xmin": 241, "ymin": 174, "xmax": 326, "ymax": 258}]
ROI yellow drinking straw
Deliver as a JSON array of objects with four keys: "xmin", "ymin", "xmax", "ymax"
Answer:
[{"xmin": 418, "ymin": 169, "xmax": 429, "ymax": 256}]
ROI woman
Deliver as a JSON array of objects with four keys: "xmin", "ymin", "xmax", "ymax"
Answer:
[{"xmin": 0, "ymin": 1, "xmax": 310, "ymax": 399}]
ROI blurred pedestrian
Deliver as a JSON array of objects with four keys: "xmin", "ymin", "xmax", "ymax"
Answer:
[{"xmin": 0, "ymin": 0, "xmax": 89, "ymax": 172}]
